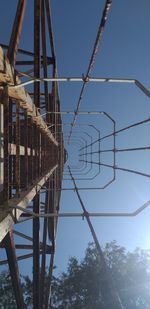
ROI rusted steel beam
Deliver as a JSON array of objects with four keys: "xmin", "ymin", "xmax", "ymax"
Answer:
[
  {"xmin": 0, "ymin": 101, "xmax": 3, "ymax": 192},
  {"xmin": 28, "ymin": 117, "xmax": 33, "ymax": 184},
  {"xmin": 33, "ymin": 124, "xmax": 37, "ymax": 179},
  {"xmin": 33, "ymin": 194, "xmax": 40, "ymax": 309},
  {"xmin": 40, "ymin": 181, "xmax": 49, "ymax": 308},
  {"xmin": 13, "ymin": 229, "xmax": 33, "ymax": 242},
  {"xmin": 0, "ymin": 252, "xmax": 34, "ymax": 265},
  {"xmin": 15, "ymin": 102, "xmax": 20, "ymax": 196},
  {"xmin": 0, "ymin": 248, "xmax": 52, "ymax": 265},
  {"xmin": 33, "ymin": 0, "xmax": 41, "ymax": 290},
  {"xmin": 3, "ymin": 87, "xmax": 9, "ymax": 202},
  {"xmin": 33, "ymin": 122, "xmax": 38, "ymax": 181},
  {"xmin": 0, "ymin": 164, "xmax": 58, "ymax": 242},
  {"xmin": 34, "ymin": 0, "xmax": 41, "ymax": 108},
  {"xmin": 1, "ymin": 243, "xmax": 33, "ymax": 250},
  {"xmin": 48, "ymin": 176, "xmax": 54, "ymax": 242},
  {"xmin": 45, "ymin": 0, "xmax": 55, "ymax": 59},
  {"xmin": 33, "ymin": 3, "xmax": 42, "ymax": 302},
  {"xmin": 41, "ymin": 0, "xmax": 49, "ymax": 117},
  {"xmin": 41, "ymin": 133, "xmax": 43, "ymax": 174},
  {"xmin": 13, "ymin": 230, "xmax": 53, "ymax": 252},
  {"xmin": 8, "ymin": 99, "xmax": 13, "ymax": 199},
  {"xmin": 0, "ymin": 47, "xmax": 58, "ymax": 146},
  {"xmin": 44, "ymin": 253, "xmax": 54, "ymax": 309},
  {"xmin": 9, "ymin": 243, "xmax": 52, "ymax": 251},
  {"xmin": 7, "ymin": 0, "xmax": 27, "ymax": 65},
  {"xmin": 16, "ymin": 58, "xmax": 54, "ymax": 66},
  {"xmin": 18, "ymin": 61, "xmax": 54, "ymax": 77},
  {"xmin": 1, "ymin": 43, "xmax": 54, "ymax": 61},
  {"xmin": 24, "ymin": 110, "xmax": 28, "ymax": 189},
  {"xmin": 2, "ymin": 231, "xmax": 25, "ymax": 308},
  {"xmin": 33, "ymin": 18, "xmax": 41, "ymax": 307}
]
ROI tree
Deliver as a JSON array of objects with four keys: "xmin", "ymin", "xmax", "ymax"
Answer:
[
  {"xmin": 51, "ymin": 241, "xmax": 150, "ymax": 309},
  {"xmin": 1, "ymin": 241, "xmax": 150, "ymax": 308},
  {"xmin": 0, "ymin": 271, "xmax": 17, "ymax": 309},
  {"xmin": 0, "ymin": 270, "xmax": 32, "ymax": 309}
]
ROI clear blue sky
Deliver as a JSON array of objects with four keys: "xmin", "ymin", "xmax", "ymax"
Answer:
[
  {"xmin": 1, "ymin": 0, "xmax": 150, "ymax": 277},
  {"xmin": 51, "ymin": 0, "xmax": 150, "ymax": 275}
]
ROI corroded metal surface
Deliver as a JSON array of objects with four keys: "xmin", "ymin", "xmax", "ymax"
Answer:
[{"xmin": 0, "ymin": 1, "xmax": 64, "ymax": 308}]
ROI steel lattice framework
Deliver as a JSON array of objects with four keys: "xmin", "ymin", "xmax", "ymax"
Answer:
[
  {"xmin": 0, "ymin": 1, "xmax": 64, "ymax": 308},
  {"xmin": 1, "ymin": 1, "xmax": 150, "ymax": 308}
]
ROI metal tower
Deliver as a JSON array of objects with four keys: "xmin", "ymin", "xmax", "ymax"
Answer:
[
  {"xmin": 0, "ymin": 1, "xmax": 64, "ymax": 308},
  {"xmin": 1, "ymin": 1, "xmax": 150, "ymax": 309}
]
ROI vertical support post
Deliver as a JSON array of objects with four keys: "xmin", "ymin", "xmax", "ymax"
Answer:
[
  {"xmin": 0, "ymin": 98, "xmax": 4, "ymax": 193},
  {"xmin": 113, "ymin": 121, "xmax": 116, "ymax": 181},
  {"xmin": 41, "ymin": 0, "xmax": 49, "ymax": 116},
  {"xmin": 34, "ymin": 123, "xmax": 38, "ymax": 179},
  {"xmin": 3, "ymin": 87, "xmax": 9, "ymax": 202},
  {"xmin": 33, "ymin": 193, "xmax": 40, "ymax": 309},
  {"xmin": 24, "ymin": 110, "xmax": 28, "ymax": 189},
  {"xmin": 7, "ymin": 0, "xmax": 27, "ymax": 65},
  {"xmin": 39, "ymin": 129, "xmax": 41, "ymax": 175},
  {"xmin": 34, "ymin": 0, "xmax": 41, "ymax": 105},
  {"xmin": 68, "ymin": 167, "xmax": 124, "ymax": 309},
  {"xmin": 44, "ymin": 253, "xmax": 54, "ymax": 309},
  {"xmin": 28, "ymin": 117, "xmax": 33, "ymax": 184},
  {"xmin": 31, "ymin": 118, "xmax": 34, "ymax": 184},
  {"xmin": 15, "ymin": 102, "xmax": 20, "ymax": 196},
  {"xmin": 2, "ymin": 231, "xmax": 25, "ymax": 309},
  {"xmin": 9, "ymin": 100, "xmax": 13, "ymax": 199},
  {"xmin": 33, "ymin": 1, "xmax": 41, "ymax": 308},
  {"xmin": 40, "ymin": 182, "xmax": 49, "ymax": 309}
]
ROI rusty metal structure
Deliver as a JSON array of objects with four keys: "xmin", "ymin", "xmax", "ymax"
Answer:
[
  {"xmin": 0, "ymin": 1, "xmax": 64, "ymax": 308},
  {"xmin": 1, "ymin": 0, "xmax": 150, "ymax": 308}
]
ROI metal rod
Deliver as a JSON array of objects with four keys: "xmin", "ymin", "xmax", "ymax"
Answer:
[
  {"xmin": 41, "ymin": 0, "xmax": 49, "ymax": 116},
  {"xmin": 6, "ymin": 76, "xmax": 150, "ymax": 101},
  {"xmin": 80, "ymin": 117, "xmax": 150, "ymax": 151},
  {"xmin": 24, "ymin": 110, "xmax": 28, "ymax": 189},
  {"xmin": 44, "ymin": 253, "xmax": 54, "ymax": 309},
  {"xmin": 1, "ymin": 43, "xmax": 52, "ymax": 60},
  {"xmin": 33, "ymin": 193, "xmax": 40, "ymax": 309},
  {"xmin": 80, "ymin": 160, "xmax": 150, "ymax": 178},
  {"xmin": 40, "ymin": 182, "xmax": 49, "ymax": 308},
  {"xmin": 2, "ymin": 231, "xmax": 25, "ymax": 308},
  {"xmin": 3, "ymin": 87, "xmax": 9, "ymax": 202},
  {"xmin": 84, "ymin": 145, "xmax": 150, "ymax": 155},
  {"xmin": 68, "ymin": 0, "xmax": 112, "ymax": 142},
  {"xmin": 16, "ymin": 59, "xmax": 53, "ymax": 65},
  {"xmin": 7, "ymin": 0, "xmax": 26, "ymax": 65},
  {"xmin": 45, "ymin": 0, "xmax": 55, "ymax": 59},
  {"xmin": 11, "ymin": 194, "xmax": 150, "ymax": 218},
  {"xmin": 15, "ymin": 102, "xmax": 20, "ymax": 196},
  {"xmin": 68, "ymin": 166, "xmax": 123, "ymax": 308},
  {"xmin": 11, "ymin": 199, "xmax": 150, "ymax": 218},
  {"xmin": 33, "ymin": 1, "xmax": 41, "ymax": 306},
  {"xmin": 0, "ymin": 250, "xmax": 49, "ymax": 265},
  {"xmin": 13, "ymin": 230, "xmax": 33, "ymax": 242},
  {"xmin": 7, "ymin": 76, "xmax": 136, "ymax": 88}
]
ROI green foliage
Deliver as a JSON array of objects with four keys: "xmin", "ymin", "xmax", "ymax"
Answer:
[
  {"xmin": 23, "ymin": 275, "xmax": 32, "ymax": 308},
  {"xmin": 51, "ymin": 241, "xmax": 150, "ymax": 309},
  {"xmin": 1, "ymin": 242, "xmax": 150, "ymax": 308},
  {"xmin": 0, "ymin": 270, "xmax": 32, "ymax": 309},
  {"xmin": 0, "ymin": 271, "xmax": 17, "ymax": 309}
]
